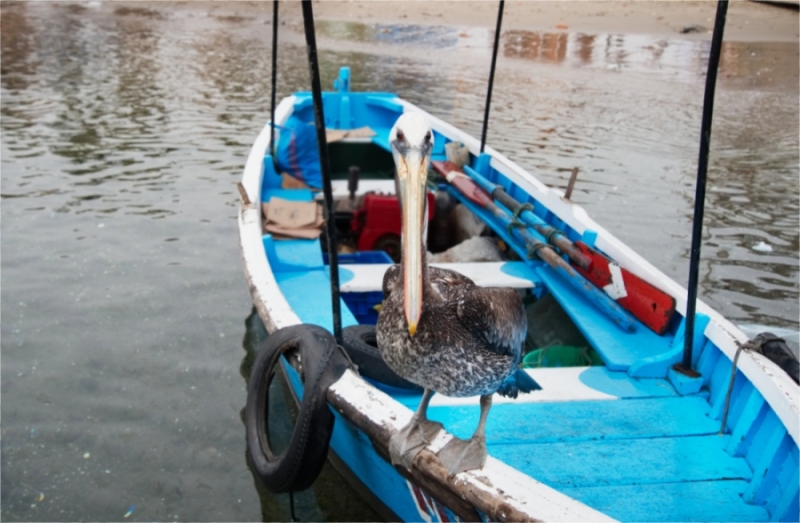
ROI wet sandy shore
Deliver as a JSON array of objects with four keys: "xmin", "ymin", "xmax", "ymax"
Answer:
[
  {"xmin": 187, "ymin": 0, "xmax": 800, "ymax": 43},
  {"xmin": 310, "ymin": 0, "xmax": 799, "ymax": 42}
]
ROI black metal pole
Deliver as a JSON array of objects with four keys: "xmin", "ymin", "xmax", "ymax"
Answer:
[
  {"xmin": 480, "ymin": 0, "xmax": 504, "ymax": 154},
  {"xmin": 681, "ymin": 0, "xmax": 728, "ymax": 371},
  {"xmin": 269, "ymin": 0, "xmax": 279, "ymax": 161},
  {"xmin": 300, "ymin": 0, "xmax": 343, "ymax": 345}
]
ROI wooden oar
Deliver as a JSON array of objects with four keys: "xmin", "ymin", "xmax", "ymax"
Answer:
[
  {"xmin": 460, "ymin": 163, "xmax": 675, "ymax": 335},
  {"xmin": 434, "ymin": 161, "xmax": 590, "ymax": 269},
  {"xmin": 433, "ymin": 160, "xmax": 676, "ymax": 335},
  {"xmin": 436, "ymin": 166, "xmax": 637, "ymax": 333}
]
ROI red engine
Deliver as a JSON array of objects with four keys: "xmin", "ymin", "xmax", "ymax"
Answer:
[{"xmin": 350, "ymin": 192, "xmax": 435, "ymax": 262}]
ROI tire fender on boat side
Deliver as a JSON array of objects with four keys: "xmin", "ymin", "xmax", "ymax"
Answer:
[
  {"xmin": 342, "ymin": 325, "xmax": 421, "ymax": 390},
  {"xmin": 246, "ymin": 324, "xmax": 350, "ymax": 493}
]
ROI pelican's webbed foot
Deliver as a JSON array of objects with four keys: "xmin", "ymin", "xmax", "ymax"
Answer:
[
  {"xmin": 437, "ymin": 394, "xmax": 493, "ymax": 476},
  {"xmin": 389, "ymin": 388, "xmax": 443, "ymax": 470},
  {"xmin": 389, "ymin": 417, "xmax": 444, "ymax": 470},
  {"xmin": 437, "ymin": 435, "xmax": 488, "ymax": 476}
]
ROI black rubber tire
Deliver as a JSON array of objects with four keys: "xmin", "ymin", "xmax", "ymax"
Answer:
[
  {"xmin": 342, "ymin": 325, "xmax": 421, "ymax": 390},
  {"xmin": 246, "ymin": 324, "xmax": 349, "ymax": 493},
  {"xmin": 756, "ymin": 332, "xmax": 799, "ymax": 385}
]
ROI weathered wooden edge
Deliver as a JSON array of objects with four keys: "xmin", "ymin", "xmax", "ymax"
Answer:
[
  {"xmin": 238, "ymin": 96, "xmax": 302, "ymax": 336},
  {"xmin": 327, "ymin": 370, "xmax": 617, "ymax": 523}
]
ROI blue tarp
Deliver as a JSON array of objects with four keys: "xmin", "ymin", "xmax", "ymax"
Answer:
[{"xmin": 275, "ymin": 117, "xmax": 322, "ymax": 188}]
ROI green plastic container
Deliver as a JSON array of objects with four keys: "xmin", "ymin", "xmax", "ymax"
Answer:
[{"xmin": 522, "ymin": 345, "xmax": 604, "ymax": 368}]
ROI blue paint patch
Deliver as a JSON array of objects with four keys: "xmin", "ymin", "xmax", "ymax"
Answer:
[
  {"xmin": 578, "ymin": 367, "xmax": 677, "ymax": 398},
  {"xmin": 263, "ymin": 188, "xmax": 314, "ymax": 202},
  {"xmin": 264, "ymin": 236, "xmax": 324, "ymax": 272},
  {"xmin": 499, "ymin": 261, "xmax": 541, "ymax": 285},
  {"xmin": 581, "ymin": 229, "xmax": 598, "ymax": 247},
  {"xmin": 629, "ymin": 313, "xmax": 710, "ymax": 378},
  {"xmin": 565, "ymin": 480, "xmax": 769, "ymax": 522},
  {"xmin": 274, "ymin": 269, "xmax": 359, "ymax": 330},
  {"xmin": 668, "ymin": 365, "xmax": 704, "ymax": 395},
  {"xmin": 337, "ymin": 266, "xmax": 354, "ymax": 287},
  {"xmin": 492, "ymin": 434, "xmax": 752, "ymax": 489},
  {"xmin": 537, "ymin": 265, "xmax": 672, "ymax": 370},
  {"xmin": 292, "ymin": 95, "xmax": 313, "ymax": 113},
  {"xmin": 428, "ymin": 396, "xmax": 716, "ymax": 445}
]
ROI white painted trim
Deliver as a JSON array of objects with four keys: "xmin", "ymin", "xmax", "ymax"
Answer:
[
  {"xmin": 331, "ymin": 137, "xmax": 374, "ymax": 144},
  {"xmin": 313, "ymin": 179, "xmax": 396, "ymax": 200},
  {"xmin": 339, "ymin": 262, "xmax": 535, "ymax": 293},
  {"xmin": 704, "ymin": 318, "xmax": 800, "ymax": 446},
  {"xmin": 329, "ymin": 370, "xmax": 617, "ymax": 522},
  {"xmin": 238, "ymin": 96, "xmax": 302, "ymax": 333},
  {"xmin": 240, "ymin": 95, "xmax": 296, "ymax": 204},
  {"xmin": 428, "ymin": 367, "xmax": 617, "ymax": 406}
]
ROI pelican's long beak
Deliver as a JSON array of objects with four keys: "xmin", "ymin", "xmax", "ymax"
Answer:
[{"xmin": 397, "ymin": 148, "xmax": 428, "ymax": 337}]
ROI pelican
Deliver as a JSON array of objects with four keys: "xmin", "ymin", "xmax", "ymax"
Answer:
[{"xmin": 376, "ymin": 112, "xmax": 541, "ymax": 476}]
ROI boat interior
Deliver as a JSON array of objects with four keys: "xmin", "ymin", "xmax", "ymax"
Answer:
[{"xmin": 256, "ymin": 89, "xmax": 798, "ymax": 521}]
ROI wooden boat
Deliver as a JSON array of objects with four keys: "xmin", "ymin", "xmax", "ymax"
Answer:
[{"xmin": 238, "ymin": 67, "xmax": 799, "ymax": 521}]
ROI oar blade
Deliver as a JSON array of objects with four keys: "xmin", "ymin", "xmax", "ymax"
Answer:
[
  {"xmin": 573, "ymin": 241, "xmax": 676, "ymax": 335},
  {"xmin": 431, "ymin": 160, "xmax": 493, "ymax": 207}
]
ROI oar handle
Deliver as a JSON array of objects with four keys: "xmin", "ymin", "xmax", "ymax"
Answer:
[
  {"xmin": 459, "ymin": 165, "xmax": 591, "ymax": 269},
  {"xmin": 446, "ymin": 171, "xmax": 561, "ymax": 270},
  {"xmin": 484, "ymin": 198, "xmax": 636, "ymax": 333},
  {"xmin": 492, "ymin": 189, "xmax": 591, "ymax": 269}
]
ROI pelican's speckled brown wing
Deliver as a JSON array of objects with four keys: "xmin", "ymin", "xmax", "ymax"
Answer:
[
  {"xmin": 428, "ymin": 265, "xmax": 476, "ymax": 288},
  {"xmin": 456, "ymin": 286, "xmax": 527, "ymax": 360},
  {"xmin": 382, "ymin": 264, "xmax": 401, "ymax": 297}
]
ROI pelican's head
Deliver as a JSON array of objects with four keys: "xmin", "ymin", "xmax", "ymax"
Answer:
[{"xmin": 390, "ymin": 112, "xmax": 433, "ymax": 337}]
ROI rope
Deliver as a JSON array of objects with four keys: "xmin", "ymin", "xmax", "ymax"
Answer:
[
  {"xmin": 526, "ymin": 242, "xmax": 553, "ymax": 260},
  {"xmin": 511, "ymin": 202, "xmax": 533, "ymax": 221},
  {"xmin": 545, "ymin": 227, "xmax": 567, "ymax": 246},
  {"xmin": 719, "ymin": 336, "xmax": 759, "ymax": 435},
  {"xmin": 509, "ymin": 202, "xmax": 566, "ymax": 248},
  {"xmin": 506, "ymin": 218, "xmax": 526, "ymax": 235}
]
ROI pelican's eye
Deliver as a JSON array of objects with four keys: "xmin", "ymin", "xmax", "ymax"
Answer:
[
  {"xmin": 396, "ymin": 129, "xmax": 405, "ymax": 142},
  {"xmin": 424, "ymin": 131, "xmax": 431, "ymax": 143}
]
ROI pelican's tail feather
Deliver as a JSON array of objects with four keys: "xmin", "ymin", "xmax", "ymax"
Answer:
[{"xmin": 497, "ymin": 369, "xmax": 542, "ymax": 398}]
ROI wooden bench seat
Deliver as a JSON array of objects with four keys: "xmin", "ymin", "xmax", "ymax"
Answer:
[{"xmin": 338, "ymin": 261, "xmax": 538, "ymax": 293}]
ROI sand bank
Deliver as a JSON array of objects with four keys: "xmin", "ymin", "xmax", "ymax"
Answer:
[{"xmin": 294, "ymin": 1, "xmax": 799, "ymax": 43}]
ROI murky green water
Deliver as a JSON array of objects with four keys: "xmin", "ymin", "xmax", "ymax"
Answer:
[{"xmin": 2, "ymin": 2, "xmax": 797, "ymax": 521}]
